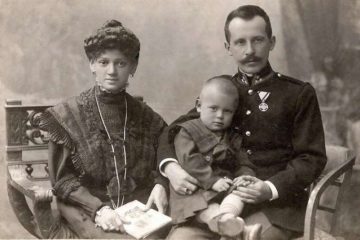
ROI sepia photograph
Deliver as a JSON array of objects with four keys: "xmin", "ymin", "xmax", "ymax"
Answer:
[{"xmin": 0, "ymin": 0, "xmax": 359, "ymax": 239}]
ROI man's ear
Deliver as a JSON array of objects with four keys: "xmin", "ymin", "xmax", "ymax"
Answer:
[
  {"xmin": 224, "ymin": 41, "xmax": 232, "ymax": 56},
  {"xmin": 269, "ymin": 36, "xmax": 276, "ymax": 51},
  {"xmin": 195, "ymin": 98, "xmax": 201, "ymax": 113}
]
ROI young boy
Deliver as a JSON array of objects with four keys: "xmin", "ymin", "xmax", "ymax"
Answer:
[{"xmin": 169, "ymin": 75, "xmax": 262, "ymax": 239}]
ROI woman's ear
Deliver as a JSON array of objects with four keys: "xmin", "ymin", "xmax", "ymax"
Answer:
[
  {"xmin": 131, "ymin": 61, "xmax": 139, "ymax": 76},
  {"xmin": 89, "ymin": 61, "xmax": 96, "ymax": 73}
]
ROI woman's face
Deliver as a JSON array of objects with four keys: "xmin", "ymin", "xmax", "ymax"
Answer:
[{"xmin": 90, "ymin": 49, "xmax": 137, "ymax": 93}]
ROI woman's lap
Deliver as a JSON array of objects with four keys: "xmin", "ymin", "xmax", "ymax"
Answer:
[
  {"xmin": 55, "ymin": 201, "xmax": 170, "ymax": 239},
  {"xmin": 57, "ymin": 202, "xmax": 131, "ymax": 239}
]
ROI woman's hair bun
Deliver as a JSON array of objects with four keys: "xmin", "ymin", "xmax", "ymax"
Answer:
[
  {"xmin": 103, "ymin": 20, "xmax": 123, "ymax": 28},
  {"xmin": 84, "ymin": 19, "xmax": 140, "ymax": 61}
]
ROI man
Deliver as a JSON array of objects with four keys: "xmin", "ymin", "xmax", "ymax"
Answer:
[{"xmin": 152, "ymin": 5, "xmax": 327, "ymax": 240}]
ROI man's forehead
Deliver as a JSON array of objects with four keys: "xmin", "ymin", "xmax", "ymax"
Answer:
[{"xmin": 228, "ymin": 16, "xmax": 267, "ymax": 38}]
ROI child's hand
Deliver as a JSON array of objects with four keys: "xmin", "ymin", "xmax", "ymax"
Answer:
[
  {"xmin": 211, "ymin": 177, "xmax": 233, "ymax": 192},
  {"xmin": 233, "ymin": 176, "xmax": 254, "ymax": 187}
]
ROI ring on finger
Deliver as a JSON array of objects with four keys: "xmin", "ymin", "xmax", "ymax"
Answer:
[{"xmin": 184, "ymin": 187, "xmax": 192, "ymax": 194}]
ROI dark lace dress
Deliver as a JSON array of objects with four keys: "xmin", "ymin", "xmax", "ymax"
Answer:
[{"xmin": 40, "ymin": 86, "xmax": 167, "ymax": 238}]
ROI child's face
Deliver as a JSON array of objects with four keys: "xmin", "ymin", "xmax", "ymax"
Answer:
[{"xmin": 197, "ymin": 91, "xmax": 237, "ymax": 132}]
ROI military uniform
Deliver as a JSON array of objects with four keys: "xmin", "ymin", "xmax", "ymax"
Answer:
[{"xmin": 157, "ymin": 63, "xmax": 327, "ymax": 233}]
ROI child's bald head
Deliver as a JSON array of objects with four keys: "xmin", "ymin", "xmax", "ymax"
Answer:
[{"xmin": 199, "ymin": 75, "xmax": 239, "ymax": 108}]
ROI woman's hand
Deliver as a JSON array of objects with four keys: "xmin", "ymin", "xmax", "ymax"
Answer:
[
  {"xmin": 164, "ymin": 162, "xmax": 199, "ymax": 195},
  {"xmin": 145, "ymin": 184, "xmax": 168, "ymax": 213},
  {"xmin": 95, "ymin": 206, "xmax": 129, "ymax": 232}
]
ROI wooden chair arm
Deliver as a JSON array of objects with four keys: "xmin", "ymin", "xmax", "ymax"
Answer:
[
  {"xmin": 7, "ymin": 182, "xmax": 42, "ymax": 238},
  {"xmin": 7, "ymin": 165, "xmax": 55, "ymax": 238},
  {"xmin": 7, "ymin": 163, "xmax": 52, "ymax": 202},
  {"xmin": 303, "ymin": 154, "xmax": 355, "ymax": 240}
]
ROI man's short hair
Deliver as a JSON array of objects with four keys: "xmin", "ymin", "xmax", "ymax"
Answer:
[{"xmin": 224, "ymin": 5, "xmax": 272, "ymax": 43}]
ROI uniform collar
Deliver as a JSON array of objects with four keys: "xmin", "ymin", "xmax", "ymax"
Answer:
[{"xmin": 234, "ymin": 62, "xmax": 274, "ymax": 86}]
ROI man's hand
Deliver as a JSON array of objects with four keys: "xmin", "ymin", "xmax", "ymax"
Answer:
[
  {"xmin": 164, "ymin": 162, "xmax": 199, "ymax": 195},
  {"xmin": 145, "ymin": 184, "xmax": 168, "ymax": 214},
  {"xmin": 233, "ymin": 175, "xmax": 255, "ymax": 187},
  {"xmin": 95, "ymin": 206, "xmax": 129, "ymax": 232},
  {"xmin": 211, "ymin": 177, "xmax": 233, "ymax": 192},
  {"xmin": 232, "ymin": 176, "xmax": 272, "ymax": 204}
]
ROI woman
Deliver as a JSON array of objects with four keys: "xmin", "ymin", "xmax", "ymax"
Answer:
[{"xmin": 40, "ymin": 20, "xmax": 168, "ymax": 238}]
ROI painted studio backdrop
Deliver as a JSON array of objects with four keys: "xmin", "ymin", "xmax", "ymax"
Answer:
[{"xmin": 0, "ymin": 0, "xmax": 359, "ymax": 238}]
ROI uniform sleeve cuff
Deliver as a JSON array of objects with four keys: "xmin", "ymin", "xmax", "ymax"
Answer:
[
  {"xmin": 159, "ymin": 158, "xmax": 178, "ymax": 177},
  {"xmin": 265, "ymin": 180, "xmax": 279, "ymax": 201}
]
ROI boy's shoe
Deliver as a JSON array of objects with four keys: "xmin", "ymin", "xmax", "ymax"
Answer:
[{"xmin": 208, "ymin": 214, "xmax": 245, "ymax": 237}]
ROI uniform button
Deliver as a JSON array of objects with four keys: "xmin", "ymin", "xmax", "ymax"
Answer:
[
  {"xmin": 247, "ymin": 149, "xmax": 252, "ymax": 155},
  {"xmin": 245, "ymin": 131, "xmax": 251, "ymax": 136},
  {"xmin": 246, "ymin": 110, "xmax": 251, "ymax": 115},
  {"xmin": 248, "ymin": 89, "xmax": 254, "ymax": 95},
  {"xmin": 277, "ymin": 73, "xmax": 282, "ymax": 77}
]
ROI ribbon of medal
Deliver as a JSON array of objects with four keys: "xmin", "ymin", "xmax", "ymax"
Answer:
[{"xmin": 258, "ymin": 91, "xmax": 270, "ymax": 112}]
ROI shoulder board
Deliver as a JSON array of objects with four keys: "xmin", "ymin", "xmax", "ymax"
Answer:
[{"xmin": 275, "ymin": 72, "xmax": 305, "ymax": 86}]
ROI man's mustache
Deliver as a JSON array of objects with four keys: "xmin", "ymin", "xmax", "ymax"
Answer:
[{"xmin": 241, "ymin": 56, "xmax": 262, "ymax": 64}]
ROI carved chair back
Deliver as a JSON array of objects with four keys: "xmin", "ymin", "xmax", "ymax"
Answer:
[{"xmin": 5, "ymin": 99, "xmax": 54, "ymax": 238}]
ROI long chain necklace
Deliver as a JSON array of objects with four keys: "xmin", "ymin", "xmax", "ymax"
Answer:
[{"xmin": 95, "ymin": 92, "xmax": 128, "ymax": 209}]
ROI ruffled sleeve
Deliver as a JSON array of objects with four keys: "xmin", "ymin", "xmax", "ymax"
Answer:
[
  {"xmin": 40, "ymin": 111, "xmax": 73, "ymax": 150},
  {"xmin": 40, "ymin": 110, "xmax": 80, "ymax": 197},
  {"xmin": 47, "ymin": 141, "xmax": 81, "ymax": 199},
  {"xmin": 40, "ymin": 110, "xmax": 104, "ymax": 218}
]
